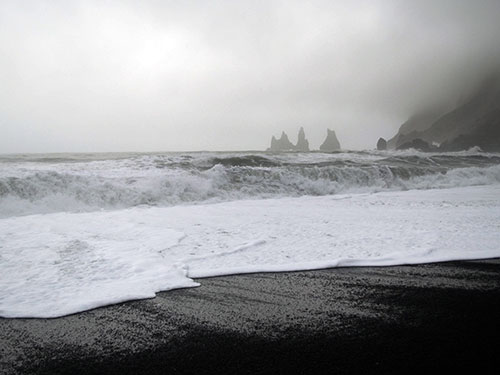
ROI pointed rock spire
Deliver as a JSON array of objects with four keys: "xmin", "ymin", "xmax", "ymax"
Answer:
[
  {"xmin": 267, "ymin": 131, "xmax": 295, "ymax": 151},
  {"xmin": 267, "ymin": 128, "xmax": 310, "ymax": 151},
  {"xmin": 295, "ymin": 127, "xmax": 309, "ymax": 151},
  {"xmin": 319, "ymin": 129, "xmax": 341, "ymax": 151}
]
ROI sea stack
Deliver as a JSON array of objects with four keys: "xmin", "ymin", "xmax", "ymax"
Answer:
[
  {"xmin": 268, "ymin": 128, "xmax": 310, "ymax": 151},
  {"xmin": 268, "ymin": 131, "xmax": 295, "ymax": 151},
  {"xmin": 376, "ymin": 138, "xmax": 387, "ymax": 150},
  {"xmin": 295, "ymin": 127, "xmax": 310, "ymax": 151},
  {"xmin": 319, "ymin": 129, "xmax": 341, "ymax": 151}
]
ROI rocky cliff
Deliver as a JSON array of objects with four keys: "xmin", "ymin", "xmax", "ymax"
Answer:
[
  {"xmin": 388, "ymin": 75, "xmax": 500, "ymax": 152},
  {"xmin": 387, "ymin": 110, "xmax": 444, "ymax": 149}
]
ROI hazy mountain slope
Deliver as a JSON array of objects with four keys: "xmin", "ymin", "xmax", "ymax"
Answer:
[
  {"xmin": 387, "ymin": 111, "xmax": 444, "ymax": 149},
  {"xmin": 441, "ymin": 111, "xmax": 500, "ymax": 151},
  {"xmin": 388, "ymin": 76, "xmax": 500, "ymax": 151},
  {"xmin": 421, "ymin": 78, "xmax": 500, "ymax": 144}
]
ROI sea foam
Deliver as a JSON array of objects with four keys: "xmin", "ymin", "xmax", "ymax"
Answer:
[{"xmin": 1, "ymin": 184, "xmax": 499, "ymax": 318}]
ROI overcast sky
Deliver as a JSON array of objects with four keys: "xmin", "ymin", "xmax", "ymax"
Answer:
[{"xmin": 1, "ymin": 0, "xmax": 499, "ymax": 153}]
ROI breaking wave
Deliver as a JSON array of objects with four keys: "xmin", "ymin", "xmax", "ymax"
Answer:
[{"xmin": 1, "ymin": 151, "xmax": 500, "ymax": 217}]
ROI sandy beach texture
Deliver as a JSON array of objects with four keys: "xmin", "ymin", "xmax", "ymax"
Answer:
[{"xmin": 1, "ymin": 259, "xmax": 500, "ymax": 374}]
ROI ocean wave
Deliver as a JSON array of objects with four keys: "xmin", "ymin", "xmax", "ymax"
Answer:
[{"xmin": 1, "ymin": 155, "xmax": 500, "ymax": 217}]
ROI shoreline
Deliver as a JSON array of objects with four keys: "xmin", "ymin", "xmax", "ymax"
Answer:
[{"xmin": 2, "ymin": 259, "xmax": 500, "ymax": 374}]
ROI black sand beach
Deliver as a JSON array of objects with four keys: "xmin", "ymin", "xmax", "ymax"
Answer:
[{"xmin": 1, "ymin": 259, "xmax": 500, "ymax": 374}]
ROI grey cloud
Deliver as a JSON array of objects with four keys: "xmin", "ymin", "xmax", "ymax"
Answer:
[{"xmin": 1, "ymin": 0, "xmax": 499, "ymax": 152}]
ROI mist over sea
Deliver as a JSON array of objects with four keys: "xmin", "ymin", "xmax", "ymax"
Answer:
[{"xmin": 1, "ymin": 149, "xmax": 500, "ymax": 317}]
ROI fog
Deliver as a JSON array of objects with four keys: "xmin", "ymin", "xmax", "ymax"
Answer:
[{"xmin": 1, "ymin": 0, "xmax": 499, "ymax": 153}]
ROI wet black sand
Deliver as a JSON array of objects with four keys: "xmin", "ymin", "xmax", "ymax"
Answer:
[{"xmin": 2, "ymin": 259, "xmax": 500, "ymax": 374}]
